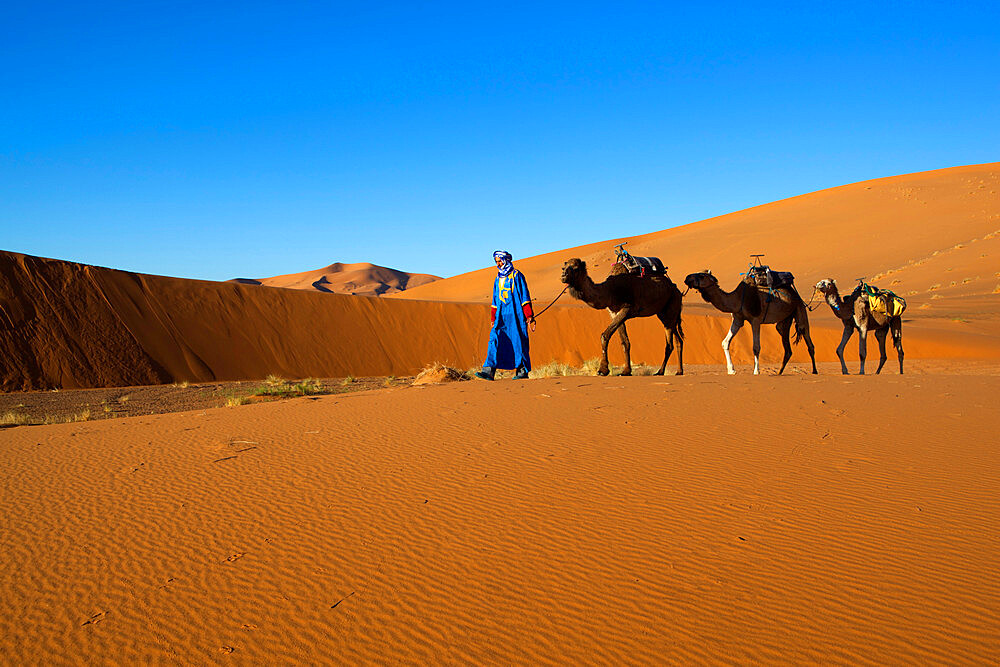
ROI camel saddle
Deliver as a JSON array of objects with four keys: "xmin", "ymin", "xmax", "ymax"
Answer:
[
  {"xmin": 744, "ymin": 265, "xmax": 795, "ymax": 290},
  {"xmin": 853, "ymin": 282, "xmax": 906, "ymax": 318},
  {"xmin": 618, "ymin": 254, "xmax": 667, "ymax": 277}
]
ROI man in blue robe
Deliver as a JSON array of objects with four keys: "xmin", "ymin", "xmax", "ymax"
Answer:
[{"xmin": 475, "ymin": 250, "xmax": 535, "ymax": 380}]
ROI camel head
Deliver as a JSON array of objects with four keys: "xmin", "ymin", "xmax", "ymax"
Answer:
[
  {"xmin": 560, "ymin": 258, "xmax": 588, "ymax": 286},
  {"xmin": 814, "ymin": 278, "xmax": 838, "ymax": 295},
  {"xmin": 683, "ymin": 271, "xmax": 717, "ymax": 292}
]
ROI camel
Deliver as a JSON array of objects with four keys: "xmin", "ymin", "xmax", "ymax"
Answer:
[
  {"xmin": 814, "ymin": 279, "xmax": 904, "ymax": 374},
  {"xmin": 683, "ymin": 271, "xmax": 817, "ymax": 375},
  {"xmin": 560, "ymin": 258, "xmax": 684, "ymax": 376}
]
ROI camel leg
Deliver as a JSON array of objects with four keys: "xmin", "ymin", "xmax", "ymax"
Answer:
[
  {"xmin": 600, "ymin": 308, "xmax": 631, "ymax": 376},
  {"xmin": 722, "ymin": 317, "xmax": 743, "ymax": 375},
  {"xmin": 673, "ymin": 324, "xmax": 684, "ymax": 376},
  {"xmin": 617, "ymin": 322, "xmax": 632, "ymax": 376},
  {"xmin": 836, "ymin": 325, "xmax": 854, "ymax": 375},
  {"xmin": 654, "ymin": 311, "xmax": 674, "ymax": 376},
  {"xmin": 802, "ymin": 322, "xmax": 818, "ymax": 375},
  {"xmin": 891, "ymin": 318, "xmax": 904, "ymax": 374},
  {"xmin": 874, "ymin": 328, "xmax": 889, "ymax": 375},
  {"xmin": 776, "ymin": 319, "xmax": 793, "ymax": 375},
  {"xmin": 857, "ymin": 324, "xmax": 868, "ymax": 375},
  {"xmin": 751, "ymin": 320, "xmax": 762, "ymax": 375}
]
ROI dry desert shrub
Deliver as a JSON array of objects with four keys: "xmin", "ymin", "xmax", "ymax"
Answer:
[
  {"xmin": 1, "ymin": 411, "xmax": 29, "ymax": 426},
  {"xmin": 994, "ymin": 284, "xmax": 1000, "ymax": 294},
  {"xmin": 413, "ymin": 363, "xmax": 468, "ymax": 385},
  {"xmin": 256, "ymin": 376, "xmax": 324, "ymax": 397},
  {"xmin": 42, "ymin": 409, "xmax": 91, "ymax": 425},
  {"xmin": 226, "ymin": 396, "xmax": 250, "ymax": 407},
  {"xmin": 928, "ymin": 284, "xmax": 941, "ymax": 291},
  {"xmin": 529, "ymin": 358, "xmax": 643, "ymax": 378}
]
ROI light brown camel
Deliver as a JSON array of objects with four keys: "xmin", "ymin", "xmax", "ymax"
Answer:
[
  {"xmin": 683, "ymin": 271, "xmax": 817, "ymax": 375},
  {"xmin": 560, "ymin": 258, "xmax": 684, "ymax": 376},
  {"xmin": 814, "ymin": 279, "xmax": 904, "ymax": 374}
]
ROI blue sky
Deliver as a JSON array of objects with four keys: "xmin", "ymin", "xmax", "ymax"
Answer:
[{"xmin": 2, "ymin": 1, "xmax": 998, "ymax": 280}]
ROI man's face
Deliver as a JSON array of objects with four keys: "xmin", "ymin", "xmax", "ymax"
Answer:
[{"xmin": 495, "ymin": 257, "xmax": 504, "ymax": 267}]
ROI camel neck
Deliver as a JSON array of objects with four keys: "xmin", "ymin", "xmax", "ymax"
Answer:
[
  {"xmin": 824, "ymin": 290, "xmax": 848, "ymax": 319},
  {"xmin": 568, "ymin": 273, "xmax": 610, "ymax": 310},
  {"xmin": 699, "ymin": 282, "xmax": 743, "ymax": 314}
]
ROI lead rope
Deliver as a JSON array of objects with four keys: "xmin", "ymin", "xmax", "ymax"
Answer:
[
  {"xmin": 805, "ymin": 287, "xmax": 823, "ymax": 311},
  {"xmin": 531, "ymin": 285, "xmax": 570, "ymax": 319}
]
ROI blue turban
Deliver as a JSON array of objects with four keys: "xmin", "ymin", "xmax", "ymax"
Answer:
[{"xmin": 493, "ymin": 250, "xmax": 514, "ymax": 277}]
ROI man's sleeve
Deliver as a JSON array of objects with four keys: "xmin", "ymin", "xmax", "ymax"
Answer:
[{"xmin": 517, "ymin": 273, "xmax": 533, "ymax": 320}]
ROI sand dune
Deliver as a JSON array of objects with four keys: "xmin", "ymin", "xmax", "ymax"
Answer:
[
  {"xmin": 395, "ymin": 163, "xmax": 1000, "ymax": 321},
  {"xmin": 2, "ymin": 251, "xmax": 996, "ymax": 391},
  {"xmin": 2, "ymin": 163, "xmax": 998, "ymax": 392},
  {"xmin": 2, "ymin": 371, "xmax": 997, "ymax": 662},
  {"xmin": 230, "ymin": 262, "xmax": 441, "ymax": 297}
]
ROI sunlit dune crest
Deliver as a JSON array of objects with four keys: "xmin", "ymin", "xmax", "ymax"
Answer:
[{"xmin": 229, "ymin": 261, "xmax": 441, "ymax": 296}]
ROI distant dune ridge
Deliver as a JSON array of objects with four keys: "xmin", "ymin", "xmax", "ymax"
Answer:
[
  {"xmin": 230, "ymin": 262, "xmax": 441, "ymax": 296},
  {"xmin": 2, "ymin": 163, "xmax": 999, "ymax": 390}
]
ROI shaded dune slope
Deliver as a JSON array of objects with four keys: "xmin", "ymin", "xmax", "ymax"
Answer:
[{"xmin": 1, "ymin": 251, "xmax": 995, "ymax": 391}]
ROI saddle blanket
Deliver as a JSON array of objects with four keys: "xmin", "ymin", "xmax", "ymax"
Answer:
[
  {"xmin": 745, "ymin": 267, "xmax": 795, "ymax": 290},
  {"xmin": 621, "ymin": 255, "xmax": 666, "ymax": 276},
  {"xmin": 853, "ymin": 284, "xmax": 906, "ymax": 317}
]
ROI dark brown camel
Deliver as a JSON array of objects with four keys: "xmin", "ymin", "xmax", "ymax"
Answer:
[
  {"xmin": 683, "ymin": 271, "xmax": 817, "ymax": 375},
  {"xmin": 560, "ymin": 258, "xmax": 684, "ymax": 376},
  {"xmin": 814, "ymin": 279, "xmax": 904, "ymax": 374}
]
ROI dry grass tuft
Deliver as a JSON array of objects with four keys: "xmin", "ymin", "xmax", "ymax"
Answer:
[
  {"xmin": 527, "ymin": 358, "xmax": 654, "ymax": 378},
  {"xmin": 256, "ymin": 377, "xmax": 324, "ymax": 397},
  {"xmin": 42, "ymin": 409, "xmax": 91, "ymax": 425},
  {"xmin": 414, "ymin": 363, "xmax": 468, "ymax": 385},
  {"xmin": 1, "ymin": 411, "xmax": 30, "ymax": 426},
  {"xmin": 226, "ymin": 396, "xmax": 250, "ymax": 407}
]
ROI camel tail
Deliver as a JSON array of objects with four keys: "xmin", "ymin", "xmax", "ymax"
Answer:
[
  {"xmin": 791, "ymin": 305, "xmax": 807, "ymax": 346},
  {"xmin": 788, "ymin": 286, "xmax": 809, "ymax": 346}
]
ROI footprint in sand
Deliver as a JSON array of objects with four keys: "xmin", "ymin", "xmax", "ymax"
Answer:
[
  {"xmin": 81, "ymin": 611, "xmax": 108, "ymax": 627},
  {"xmin": 224, "ymin": 552, "xmax": 245, "ymax": 563},
  {"xmin": 219, "ymin": 646, "xmax": 235, "ymax": 654}
]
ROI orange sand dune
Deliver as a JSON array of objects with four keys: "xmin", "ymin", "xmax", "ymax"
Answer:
[
  {"xmin": 3, "ymin": 163, "xmax": 999, "ymax": 391},
  {"xmin": 396, "ymin": 163, "xmax": 1000, "ymax": 323},
  {"xmin": 230, "ymin": 261, "xmax": 441, "ymax": 297},
  {"xmin": 2, "ymin": 251, "xmax": 996, "ymax": 391},
  {"xmin": 2, "ymin": 372, "xmax": 998, "ymax": 662}
]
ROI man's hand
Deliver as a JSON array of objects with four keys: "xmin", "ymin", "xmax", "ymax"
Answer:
[{"xmin": 528, "ymin": 317, "xmax": 536, "ymax": 333}]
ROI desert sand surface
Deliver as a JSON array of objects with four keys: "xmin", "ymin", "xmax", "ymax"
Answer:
[
  {"xmin": 230, "ymin": 262, "xmax": 441, "ymax": 297},
  {"xmin": 3, "ymin": 163, "xmax": 999, "ymax": 391},
  {"xmin": 2, "ymin": 368, "xmax": 998, "ymax": 663}
]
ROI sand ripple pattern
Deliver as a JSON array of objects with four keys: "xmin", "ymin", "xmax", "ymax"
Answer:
[{"xmin": 1, "ymin": 375, "xmax": 998, "ymax": 664}]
